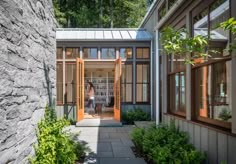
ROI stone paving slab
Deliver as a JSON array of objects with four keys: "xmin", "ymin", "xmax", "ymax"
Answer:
[{"xmin": 70, "ymin": 125, "xmax": 146, "ymax": 164}]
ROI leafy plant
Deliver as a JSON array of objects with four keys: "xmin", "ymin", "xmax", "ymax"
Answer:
[
  {"xmin": 160, "ymin": 26, "xmax": 209, "ymax": 65},
  {"xmin": 29, "ymin": 106, "xmax": 85, "ymax": 164},
  {"xmin": 131, "ymin": 120, "xmax": 206, "ymax": 163},
  {"xmin": 218, "ymin": 108, "xmax": 232, "ymax": 121},
  {"xmin": 219, "ymin": 17, "xmax": 236, "ymax": 52},
  {"xmin": 122, "ymin": 108, "xmax": 151, "ymax": 124}
]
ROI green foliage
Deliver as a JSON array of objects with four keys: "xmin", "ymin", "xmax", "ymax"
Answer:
[
  {"xmin": 30, "ymin": 106, "xmax": 85, "ymax": 164},
  {"xmin": 218, "ymin": 108, "xmax": 232, "ymax": 121},
  {"xmin": 160, "ymin": 26, "xmax": 209, "ymax": 65},
  {"xmin": 219, "ymin": 17, "xmax": 236, "ymax": 51},
  {"xmin": 219, "ymin": 17, "xmax": 236, "ymax": 34},
  {"xmin": 131, "ymin": 120, "xmax": 206, "ymax": 163},
  {"xmin": 122, "ymin": 108, "xmax": 151, "ymax": 124},
  {"xmin": 52, "ymin": 0, "xmax": 152, "ymax": 28}
]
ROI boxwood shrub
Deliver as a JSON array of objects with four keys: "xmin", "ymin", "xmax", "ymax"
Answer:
[{"xmin": 131, "ymin": 121, "xmax": 206, "ymax": 163}]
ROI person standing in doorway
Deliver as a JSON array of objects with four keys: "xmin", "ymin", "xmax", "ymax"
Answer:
[{"xmin": 86, "ymin": 82, "xmax": 95, "ymax": 113}]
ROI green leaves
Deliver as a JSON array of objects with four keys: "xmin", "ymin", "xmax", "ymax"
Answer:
[
  {"xmin": 131, "ymin": 121, "xmax": 206, "ymax": 163},
  {"xmin": 30, "ymin": 106, "xmax": 85, "ymax": 164},
  {"xmin": 122, "ymin": 108, "xmax": 151, "ymax": 124},
  {"xmin": 160, "ymin": 26, "xmax": 209, "ymax": 65}
]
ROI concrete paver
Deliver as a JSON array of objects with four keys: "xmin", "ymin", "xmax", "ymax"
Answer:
[{"xmin": 70, "ymin": 124, "xmax": 146, "ymax": 164}]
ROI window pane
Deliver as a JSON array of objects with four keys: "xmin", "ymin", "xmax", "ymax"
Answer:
[
  {"xmin": 120, "ymin": 48, "xmax": 132, "ymax": 59},
  {"xmin": 126, "ymin": 65, "xmax": 133, "ymax": 83},
  {"xmin": 57, "ymin": 48, "xmax": 63, "ymax": 59},
  {"xmin": 136, "ymin": 84, "xmax": 142, "ymax": 102},
  {"xmin": 126, "ymin": 84, "xmax": 132, "ymax": 102},
  {"xmin": 193, "ymin": 8, "xmax": 208, "ymax": 37},
  {"xmin": 194, "ymin": 60, "xmax": 232, "ymax": 123},
  {"xmin": 143, "ymin": 48, "xmax": 149, "ymax": 58},
  {"xmin": 137, "ymin": 65, "xmax": 143, "ymax": 83},
  {"xmin": 101, "ymin": 48, "xmax": 115, "ymax": 59},
  {"xmin": 209, "ymin": 0, "xmax": 230, "ymax": 58},
  {"xmin": 56, "ymin": 63, "xmax": 63, "ymax": 103},
  {"xmin": 65, "ymin": 48, "xmax": 79, "ymax": 59},
  {"xmin": 66, "ymin": 63, "xmax": 76, "ymax": 103},
  {"xmin": 142, "ymin": 64, "xmax": 149, "ymax": 83},
  {"xmin": 136, "ymin": 48, "xmax": 143, "ymax": 58},
  {"xmin": 169, "ymin": 72, "xmax": 186, "ymax": 114},
  {"xmin": 83, "ymin": 48, "xmax": 98, "ymax": 59},
  {"xmin": 142, "ymin": 84, "xmax": 149, "ymax": 102}
]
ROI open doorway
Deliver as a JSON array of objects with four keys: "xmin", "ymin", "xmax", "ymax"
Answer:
[{"xmin": 84, "ymin": 62, "xmax": 115, "ymax": 119}]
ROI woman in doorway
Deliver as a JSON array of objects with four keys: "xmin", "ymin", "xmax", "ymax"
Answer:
[{"xmin": 86, "ymin": 82, "xmax": 95, "ymax": 113}]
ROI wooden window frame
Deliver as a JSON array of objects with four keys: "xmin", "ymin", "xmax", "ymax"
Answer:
[
  {"xmin": 135, "ymin": 62, "xmax": 150, "ymax": 104},
  {"xmin": 192, "ymin": 57, "xmax": 232, "ymax": 129}
]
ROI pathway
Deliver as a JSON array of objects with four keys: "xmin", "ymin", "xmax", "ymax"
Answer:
[{"xmin": 69, "ymin": 125, "xmax": 146, "ymax": 164}]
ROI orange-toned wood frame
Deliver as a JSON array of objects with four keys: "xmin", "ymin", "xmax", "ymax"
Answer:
[
  {"xmin": 76, "ymin": 58, "xmax": 84, "ymax": 121},
  {"xmin": 114, "ymin": 58, "xmax": 122, "ymax": 121}
]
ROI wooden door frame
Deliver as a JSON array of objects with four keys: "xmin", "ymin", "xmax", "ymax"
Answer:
[
  {"xmin": 76, "ymin": 58, "xmax": 84, "ymax": 121},
  {"xmin": 114, "ymin": 58, "xmax": 122, "ymax": 121}
]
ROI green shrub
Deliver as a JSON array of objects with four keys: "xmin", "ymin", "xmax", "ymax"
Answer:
[
  {"xmin": 131, "ymin": 121, "xmax": 206, "ymax": 164},
  {"xmin": 30, "ymin": 105, "xmax": 85, "ymax": 164},
  {"xmin": 122, "ymin": 108, "xmax": 150, "ymax": 124}
]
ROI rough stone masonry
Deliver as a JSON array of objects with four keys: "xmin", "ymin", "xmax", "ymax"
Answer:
[{"xmin": 0, "ymin": 0, "xmax": 56, "ymax": 163}]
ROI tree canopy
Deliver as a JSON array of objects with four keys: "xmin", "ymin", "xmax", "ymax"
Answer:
[{"xmin": 53, "ymin": 0, "xmax": 154, "ymax": 28}]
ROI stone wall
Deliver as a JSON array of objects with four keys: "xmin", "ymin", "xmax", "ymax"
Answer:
[{"xmin": 0, "ymin": 0, "xmax": 56, "ymax": 163}]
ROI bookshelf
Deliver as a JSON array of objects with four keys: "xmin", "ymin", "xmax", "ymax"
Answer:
[{"xmin": 85, "ymin": 71, "xmax": 114, "ymax": 106}]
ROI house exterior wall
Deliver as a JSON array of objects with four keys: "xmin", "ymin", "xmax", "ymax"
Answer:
[
  {"xmin": 141, "ymin": 0, "xmax": 236, "ymax": 163},
  {"xmin": 0, "ymin": 0, "xmax": 56, "ymax": 163}
]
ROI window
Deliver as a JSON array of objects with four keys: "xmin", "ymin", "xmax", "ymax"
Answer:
[
  {"xmin": 56, "ymin": 62, "xmax": 63, "ymax": 104},
  {"xmin": 120, "ymin": 48, "xmax": 132, "ymax": 59},
  {"xmin": 193, "ymin": 59, "xmax": 231, "ymax": 128},
  {"xmin": 83, "ymin": 48, "xmax": 98, "ymax": 59},
  {"xmin": 65, "ymin": 63, "xmax": 76, "ymax": 103},
  {"xmin": 57, "ymin": 48, "xmax": 63, "ymax": 59},
  {"xmin": 159, "ymin": 2, "xmax": 167, "ymax": 20},
  {"xmin": 101, "ymin": 48, "xmax": 116, "ymax": 59},
  {"xmin": 169, "ymin": 72, "xmax": 186, "ymax": 116},
  {"xmin": 121, "ymin": 63, "xmax": 133, "ymax": 103},
  {"xmin": 136, "ymin": 48, "xmax": 149, "ymax": 59},
  {"xmin": 65, "ymin": 48, "xmax": 79, "ymax": 59},
  {"xmin": 193, "ymin": 0, "xmax": 230, "ymax": 62},
  {"xmin": 168, "ymin": 0, "xmax": 177, "ymax": 9},
  {"xmin": 136, "ymin": 63, "xmax": 150, "ymax": 103}
]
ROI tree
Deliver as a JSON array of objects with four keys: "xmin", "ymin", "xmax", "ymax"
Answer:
[{"xmin": 52, "ymin": 0, "xmax": 151, "ymax": 28}]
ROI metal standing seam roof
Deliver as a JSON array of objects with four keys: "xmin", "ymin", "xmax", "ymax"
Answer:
[{"xmin": 56, "ymin": 28, "xmax": 152, "ymax": 41}]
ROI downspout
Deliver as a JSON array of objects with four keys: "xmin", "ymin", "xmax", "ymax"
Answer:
[
  {"xmin": 155, "ymin": 31, "xmax": 160, "ymax": 125},
  {"xmin": 151, "ymin": 39, "xmax": 153, "ymax": 120}
]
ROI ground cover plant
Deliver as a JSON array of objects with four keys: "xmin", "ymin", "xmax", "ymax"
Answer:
[
  {"xmin": 131, "ymin": 121, "xmax": 206, "ymax": 164},
  {"xmin": 122, "ymin": 108, "xmax": 151, "ymax": 124},
  {"xmin": 29, "ymin": 106, "xmax": 85, "ymax": 164}
]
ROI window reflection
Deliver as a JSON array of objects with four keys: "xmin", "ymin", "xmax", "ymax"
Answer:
[
  {"xmin": 83, "ymin": 48, "xmax": 98, "ymax": 59},
  {"xmin": 101, "ymin": 48, "xmax": 116, "ymax": 59}
]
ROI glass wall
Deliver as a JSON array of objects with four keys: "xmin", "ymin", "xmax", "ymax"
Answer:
[
  {"xmin": 101, "ymin": 48, "xmax": 116, "ymax": 59},
  {"xmin": 65, "ymin": 48, "xmax": 79, "ymax": 59},
  {"xmin": 65, "ymin": 63, "xmax": 76, "ymax": 104},
  {"xmin": 120, "ymin": 48, "xmax": 132, "ymax": 59},
  {"xmin": 121, "ymin": 63, "xmax": 133, "ymax": 103},
  {"xmin": 56, "ymin": 62, "xmax": 63, "ymax": 104},
  {"xmin": 83, "ymin": 48, "xmax": 98, "ymax": 59},
  {"xmin": 136, "ymin": 63, "xmax": 150, "ymax": 103}
]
